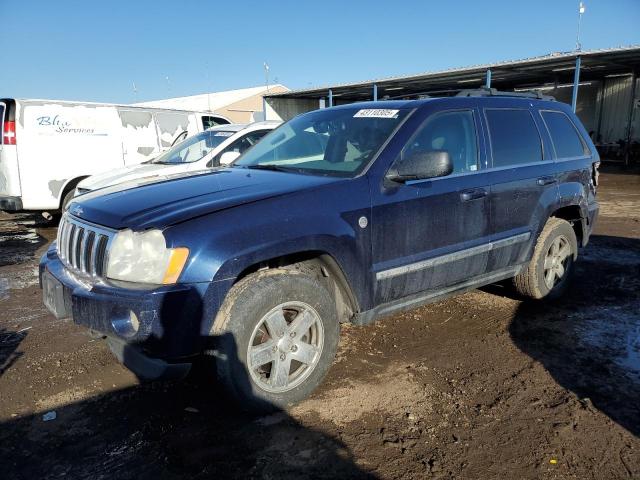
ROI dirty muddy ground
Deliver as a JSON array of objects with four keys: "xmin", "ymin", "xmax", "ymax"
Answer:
[{"xmin": 0, "ymin": 167, "xmax": 638, "ymax": 479}]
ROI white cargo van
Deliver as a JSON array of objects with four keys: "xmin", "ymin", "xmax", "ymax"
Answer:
[{"xmin": 0, "ymin": 98, "xmax": 230, "ymax": 213}]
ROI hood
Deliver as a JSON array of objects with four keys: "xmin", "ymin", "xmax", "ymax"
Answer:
[
  {"xmin": 67, "ymin": 167, "xmax": 342, "ymax": 230},
  {"xmin": 78, "ymin": 163, "xmax": 173, "ymax": 191}
]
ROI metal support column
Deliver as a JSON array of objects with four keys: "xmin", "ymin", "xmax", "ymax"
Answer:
[
  {"xmin": 485, "ymin": 69, "xmax": 492, "ymax": 88},
  {"xmin": 624, "ymin": 70, "xmax": 637, "ymax": 167},
  {"xmin": 328, "ymin": 89, "xmax": 333, "ymax": 108},
  {"xmin": 373, "ymin": 84, "xmax": 378, "ymax": 101},
  {"xmin": 571, "ymin": 56, "xmax": 581, "ymax": 113}
]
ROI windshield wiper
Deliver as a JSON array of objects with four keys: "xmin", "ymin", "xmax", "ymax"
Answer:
[{"xmin": 243, "ymin": 164, "xmax": 298, "ymax": 173}]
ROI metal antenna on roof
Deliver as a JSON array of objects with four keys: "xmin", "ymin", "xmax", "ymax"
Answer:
[
  {"xmin": 264, "ymin": 62, "xmax": 270, "ymax": 93},
  {"xmin": 576, "ymin": 1, "xmax": 586, "ymax": 51}
]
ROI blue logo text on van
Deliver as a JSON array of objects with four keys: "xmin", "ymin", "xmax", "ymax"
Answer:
[{"xmin": 36, "ymin": 115, "xmax": 102, "ymax": 135}]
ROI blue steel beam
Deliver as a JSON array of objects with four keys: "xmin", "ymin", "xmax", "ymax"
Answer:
[{"xmin": 571, "ymin": 56, "xmax": 581, "ymax": 112}]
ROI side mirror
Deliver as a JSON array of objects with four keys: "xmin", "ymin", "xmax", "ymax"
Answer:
[
  {"xmin": 387, "ymin": 150, "xmax": 453, "ymax": 182},
  {"xmin": 219, "ymin": 151, "xmax": 241, "ymax": 166}
]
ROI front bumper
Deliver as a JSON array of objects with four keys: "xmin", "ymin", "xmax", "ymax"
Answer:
[
  {"xmin": 0, "ymin": 196, "xmax": 23, "ymax": 211},
  {"xmin": 39, "ymin": 245, "xmax": 212, "ymax": 380}
]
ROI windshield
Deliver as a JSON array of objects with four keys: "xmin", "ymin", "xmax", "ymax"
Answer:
[
  {"xmin": 234, "ymin": 107, "xmax": 410, "ymax": 177},
  {"xmin": 151, "ymin": 130, "xmax": 234, "ymax": 164}
]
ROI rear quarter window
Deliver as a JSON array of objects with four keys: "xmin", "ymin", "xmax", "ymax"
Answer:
[
  {"xmin": 540, "ymin": 110, "xmax": 589, "ymax": 159},
  {"xmin": 485, "ymin": 109, "xmax": 542, "ymax": 168}
]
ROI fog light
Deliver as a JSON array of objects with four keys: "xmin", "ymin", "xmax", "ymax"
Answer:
[{"xmin": 111, "ymin": 310, "xmax": 140, "ymax": 338}]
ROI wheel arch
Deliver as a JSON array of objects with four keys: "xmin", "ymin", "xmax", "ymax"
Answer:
[
  {"xmin": 234, "ymin": 250, "xmax": 360, "ymax": 322},
  {"xmin": 58, "ymin": 176, "xmax": 90, "ymax": 210},
  {"xmin": 550, "ymin": 204, "xmax": 586, "ymax": 247}
]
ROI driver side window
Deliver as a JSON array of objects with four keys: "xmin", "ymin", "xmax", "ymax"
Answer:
[{"xmin": 403, "ymin": 110, "xmax": 479, "ymax": 174}]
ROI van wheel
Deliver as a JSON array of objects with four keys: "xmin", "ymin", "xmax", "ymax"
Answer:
[
  {"xmin": 212, "ymin": 268, "xmax": 340, "ymax": 412},
  {"xmin": 513, "ymin": 217, "xmax": 577, "ymax": 300}
]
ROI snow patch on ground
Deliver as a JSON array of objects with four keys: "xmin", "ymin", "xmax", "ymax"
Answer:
[{"xmin": 573, "ymin": 305, "xmax": 640, "ymax": 382}]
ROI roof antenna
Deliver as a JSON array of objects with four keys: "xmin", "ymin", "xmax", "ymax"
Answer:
[{"xmin": 576, "ymin": 1, "xmax": 586, "ymax": 51}]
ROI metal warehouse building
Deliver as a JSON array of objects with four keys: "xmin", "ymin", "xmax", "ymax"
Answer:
[{"xmin": 265, "ymin": 45, "xmax": 640, "ymax": 164}]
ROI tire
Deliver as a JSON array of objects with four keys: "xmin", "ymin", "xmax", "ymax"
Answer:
[
  {"xmin": 211, "ymin": 268, "xmax": 340, "ymax": 412},
  {"xmin": 513, "ymin": 217, "xmax": 578, "ymax": 300}
]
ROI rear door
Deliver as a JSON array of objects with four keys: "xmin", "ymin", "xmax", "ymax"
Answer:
[
  {"xmin": 118, "ymin": 109, "xmax": 161, "ymax": 166},
  {"xmin": 483, "ymin": 104, "xmax": 558, "ymax": 272},
  {"xmin": 370, "ymin": 106, "xmax": 493, "ymax": 305}
]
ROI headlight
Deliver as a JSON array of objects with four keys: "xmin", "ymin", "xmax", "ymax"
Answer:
[{"xmin": 106, "ymin": 229, "xmax": 189, "ymax": 285}]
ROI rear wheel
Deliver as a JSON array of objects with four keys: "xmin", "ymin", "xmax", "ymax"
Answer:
[
  {"xmin": 212, "ymin": 268, "xmax": 340, "ymax": 412},
  {"xmin": 513, "ymin": 217, "xmax": 577, "ymax": 300}
]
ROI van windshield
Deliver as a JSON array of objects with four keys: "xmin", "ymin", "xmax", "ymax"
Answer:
[
  {"xmin": 152, "ymin": 130, "xmax": 234, "ymax": 164},
  {"xmin": 233, "ymin": 107, "xmax": 410, "ymax": 177}
]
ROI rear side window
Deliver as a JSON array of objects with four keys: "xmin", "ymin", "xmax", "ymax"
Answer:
[
  {"xmin": 541, "ymin": 111, "xmax": 588, "ymax": 159},
  {"xmin": 485, "ymin": 109, "xmax": 542, "ymax": 167}
]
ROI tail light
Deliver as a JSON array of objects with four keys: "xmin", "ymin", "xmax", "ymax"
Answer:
[{"xmin": 3, "ymin": 120, "xmax": 16, "ymax": 145}]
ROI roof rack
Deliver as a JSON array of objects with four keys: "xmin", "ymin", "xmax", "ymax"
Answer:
[{"xmin": 455, "ymin": 87, "xmax": 555, "ymax": 101}]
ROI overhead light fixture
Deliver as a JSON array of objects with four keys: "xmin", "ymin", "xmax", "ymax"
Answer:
[
  {"xmin": 457, "ymin": 78, "xmax": 483, "ymax": 84},
  {"xmin": 384, "ymin": 86, "xmax": 405, "ymax": 91}
]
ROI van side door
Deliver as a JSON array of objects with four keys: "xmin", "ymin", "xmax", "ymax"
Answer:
[
  {"xmin": 482, "ymin": 104, "xmax": 559, "ymax": 273},
  {"xmin": 118, "ymin": 109, "xmax": 161, "ymax": 166},
  {"xmin": 370, "ymin": 107, "xmax": 492, "ymax": 305}
]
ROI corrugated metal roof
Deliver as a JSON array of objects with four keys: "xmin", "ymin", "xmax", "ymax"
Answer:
[{"xmin": 268, "ymin": 45, "xmax": 640, "ymax": 99}]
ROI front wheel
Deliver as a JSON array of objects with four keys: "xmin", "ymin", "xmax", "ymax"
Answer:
[
  {"xmin": 513, "ymin": 217, "xmax": 578, "ymax": 300},
  {"xmin": 211, "ymin": 268, "xmax": 340, "ymax": 412}
]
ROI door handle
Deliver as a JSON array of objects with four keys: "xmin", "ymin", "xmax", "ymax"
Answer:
[
  {"xmin": 537, "ymin": 176, "xmax": 557, "ymax": 186},
  {"xmin": 460, "ymin": 188, "xmax": 488, "ymax": 202}
]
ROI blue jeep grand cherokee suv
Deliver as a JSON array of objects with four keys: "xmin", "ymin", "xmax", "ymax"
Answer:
[{"xmin": 40, "ymin": 90, "xmax": 599, "ymax": 410}]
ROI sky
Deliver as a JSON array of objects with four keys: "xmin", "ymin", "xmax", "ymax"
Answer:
[{"xmin": 1, "ymin": 0, "xmax": 638, "ymax": 104}]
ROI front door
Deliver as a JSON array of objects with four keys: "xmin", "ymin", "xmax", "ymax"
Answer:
[{"xmin": 370, "ymin": 107, "xmax": 492, "ymax": 305}]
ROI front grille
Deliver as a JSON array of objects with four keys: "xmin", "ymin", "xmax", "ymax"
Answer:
[{"xmin": 57, "ymin": 214, "xmax": 115, "ymax": 277}]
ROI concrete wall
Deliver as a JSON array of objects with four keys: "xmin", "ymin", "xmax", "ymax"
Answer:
[{"xmin": 216, "ymin": 85, "xmax": 289, "ymax": 123}]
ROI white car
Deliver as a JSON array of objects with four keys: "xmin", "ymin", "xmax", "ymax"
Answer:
[{"xmin": 74, "ymin": 121, "xmax": 280, "ymax": 198}]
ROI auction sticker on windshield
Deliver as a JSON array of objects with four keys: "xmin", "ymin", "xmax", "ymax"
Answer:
[
  {"xmin": 353, "ymin": 109, "xmax": 399, "ymax": 119},
  {"xmin": 213, "ymin": 131, "xmax": 234, "ymax": 137}
]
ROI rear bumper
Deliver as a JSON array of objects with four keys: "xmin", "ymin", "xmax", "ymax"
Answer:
[
  {"xmin": 39, "ymin": 244, "xmax": 213, "ymax": 379},
  {"xmin": 0, "ymin": 196, "xmax": 23, "ymax": 211},
  {"xmin": 583, "ymin": 200, "xmax": 599, "ymax": 246}
]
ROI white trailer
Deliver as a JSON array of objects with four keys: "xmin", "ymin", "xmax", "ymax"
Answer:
[{"xmin": 0, "ymin": 98, "xmax": 230, "ymax": 213}]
